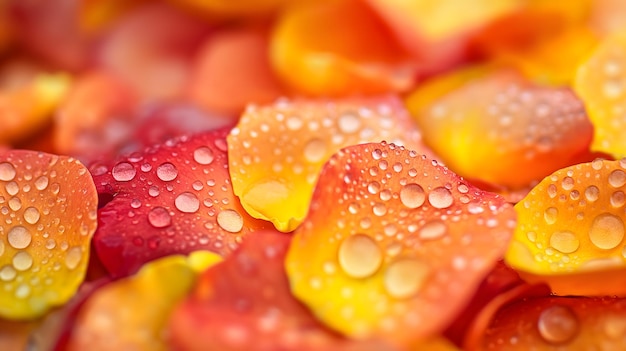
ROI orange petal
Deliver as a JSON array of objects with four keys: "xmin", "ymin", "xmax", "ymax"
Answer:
[
  {"xmin": 0, "ymin": 150, "xmax": 98, "ymax": 319},
  {"xmin": 0, "ymin": 59, "xmax": 71, "ymax": 145},
  {"xmin": 408, "ymin": 68, "xmax": 594, "ymax": 189},
  {"xmin": 66, "ymin": 251, "xmax": 221, "ymax": 351},
  {"xmin": 187, "ymin": 25, "xmax": 285, "ymax": 116},
  {"xmin": 0, "ymin": 318, "xmax": 38, "ymax": 350},
  {"xmin": 227, "ymin": 95, "xmax": 433, "ymax": 232},
  {"xmin": 574, "ymin": 32, "xmax": 626, "ymax": 158},
  {"xmin": 285, "ymin": 142, "xmax": 516, "ymax": 347},
  {"xmin": 477, "ymin": 295, "xmax": 626, "ymax": 350},
  {"xmin": 270, "ymin": 0, "xmax": 415, "ymax": 96},
  {"xmin": 167, "ymin": 0, "xmax": 291, "ymax": 18},
  {"xmin": 506, "ymin": 158, "xmax": 626, "ymax": 295}
]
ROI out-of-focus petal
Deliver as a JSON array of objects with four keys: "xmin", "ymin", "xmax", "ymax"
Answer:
[{"xmin": 228, "ymin": 96, "xmax": 432, "ymax": 232}]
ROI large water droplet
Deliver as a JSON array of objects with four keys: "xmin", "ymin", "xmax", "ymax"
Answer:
[
  {"xmin": 5, "ymin": 182, "xmax": 18, "ymax": 196},
  {"xmin": 148, "ymin": 207, "xmax": 171, "ymax": 228},
  {"xmin": 428, "ymin": 187, "xmax": 453, "ymax": 209},
  {"xmin": 193, "ymin": 146, "xmax": 215, "ymax": 165},
  {"xmin": 549, "ymin": 231, "xmax": 579, "ymax": 254},
  {"xmin": 338, "ymin": 234, "xmax": 382, "ymax": 279},
  {"xmin": 589, "ymin": 213, "xmax": 624, "ymax": 250},
  {"xmin": 65, "ymin": 247, "xmax": 82, "ymax": 270},
  {"xmin": 400, "ymin": 183, "xmax": 425, "ymax": 209},
  {"xmin": 584, "ymin": 185, "xmax": 599, "ymax": 202},
  {"xmin": 112, "ymin": 162, "xmax": 136, "ymax": 182},
  {"xmin": 8, "ymin": 197, "xmax": 21, "ymax": 211},
  {"xmin": 8, "ymin": 226, "xmax": 31, "ymax": 249},
  {"xmin": 561, "ymin": 177, "xmax": 575, "ymax": 191},
  {"xmin": 418, "ymin": 220, "xmax": 447, "ymax": 240},
  {"xmin": 384, "ymin": 259, "xmax": 430, "ymax": 299},
  {"xmin": 217, "ymin": 209, "xmax": 243, "ymax": 233},
  {"xmin": 175, "ymin": 192, "xmax": 200, "ymax": 213},
  {"xmin": 338, "ymin": 112, "xmax": 361, "ymax": 134},
  {"xmin": 609, "ymin": 169, "xmax": 626, "ymax": 188},
  {"xmin": 303, "ymin": 138, "xmax": 327, "ymax": 163},
  {"xmin": 13, "ymin": 251, "xmax": 33, "ymax": 271},
  {"xmin": 0, "ymin": 162, "xmax": 16, "ymax": 181},
  {"xmin": 34, "ymin": 176, "xmax": 49, "ymax": 191},
  {"xmin": 537, "ymin": 305, "xmax": 579, "ymax": 345},
  {"xmin": 156, "ymin": 162, "xmax": 178, "ymax": 181}
]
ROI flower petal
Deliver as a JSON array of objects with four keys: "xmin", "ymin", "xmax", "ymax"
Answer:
[
  {"xmin": 66, "ymin": 251, "xmax": 221, "ymax": 351},
  {"xmin": 506, "ymin": 158, "xmax": 626, "ymax": 295},
  {"xmin": 228, "ymin": 95, "xmax": 432, "ymax": 232},
  {"xmin": 0, "ymin": 150, "xmax": 98, "ymax": 319},
  {"xmin": 270, "ymin": 0, "xmax": 415, "ymax": 96},
  {"xmin": 92, "ymin": 127, "xmax": 272, "ymax": 278},
  {"xmin": 409, "ymin": 68, "xmax": 594, "ymax": 189},
  {"xmin": 285, "ymin": 142, "xmax": 516, "ymax": 347}
]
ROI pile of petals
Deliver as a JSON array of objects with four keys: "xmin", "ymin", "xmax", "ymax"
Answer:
[{"xmin": 3, "ymin": 0, "xmax": 626, "ymax": 350}]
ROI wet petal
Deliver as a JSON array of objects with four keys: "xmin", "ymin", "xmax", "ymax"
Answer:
[
  {"xmin": 477, "ymin": 295, "xmax": 626, "ymax": 350},
  {"xmin": 167, "ymin": 0, "xmax": 292, "ymax": 18},
  {"xmin": 270, "ymin": 0, "xmax": 415, "ymax": 96},
  {"xmin": 574, "ymin": 32, "xmax": 626, "ymax": 158},
  {"xmin": 285, "ymin": 142, "xmax": 516, "ymax": 347},
  {"xmin": 228, "ymin": 95, "xmax": 432, "ymax": 232},
  {"xmin": 169, "ymin": 230, "xmax": 395, "ymax": 351},
  {"xmin": 93, "ymin": 127, "xmax": 272, "ymax": 278},
  {"xmin": 187, "ymin": 25, "xmax": 286, "ymax": 116},
  {"xmin": 66, "ymin": 251, "xmax": 221, "ymax": 351},
  {"xmin": 0, "ymin": 150, "xmax": 98, "ymax": 319},
  {"xmin": 408, "ymin": 68, "xmax": 594, "ymax": 189},
  {"xmin": 506, "ymin": 158, "xmax": 626, "ymax": 295}
]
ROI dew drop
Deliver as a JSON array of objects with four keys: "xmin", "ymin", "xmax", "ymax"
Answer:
[
  {"xmin": 148, "ymin": 186, "xmax": 160, "ymax": 197},
  {"xmin": 611, "ymin": 191, "xmax": 625, "ymax": 208},
  {"xmin": 609, "ymin": 169, "xmax": 626, "ymax": 188},
  {"xmin": 561, "ymin": 177, "xmax": 575, "ymax": 191},
  {"xmin": 13, "ymin": 251, "xmax": 33, "ymax": 271},
  {"xmin": 418, "ymin": 220, "xmax": 447, "ymax": 240},
  {"xmin": 34, "ymin": 176, "xmax": 49, "ymax": 190},
  {"xmin": 537, "ymin": 305, "xmax": 579, "ymax": 345},
  {"xmin": 338, "ymin": 112, "xmax": 361, "ymax": 134},
  {"xmin": 338, "ymin": 234, "xmax": 382, "ymax": 279},
  {"xmin": 589, "ymin": 213, "xmax": 624, "ymax": 250},
  {"xmin": 5, "ymin": 182, "xmax": 18, "ymax": 196},
  {"xmin": 217, "ymin": 209, "xmax": 244, "ymax": 233},
  {"xmin": 8, "ymin": 226, "xmax": 31, "ymax": 249},
  {"xmin": 15, "ymin": 284, "xmax": 31, "ymax": 299},
  {"xmin": 400, "ymin": 183, "xmax": 425, "ymax": 209},
  {"xmin": 175, "ymin": 192, "xmax": 200, "ymax": 213},
  {"xmin": 193, "ymin": 146, "xmax": 215, "ymax": 165},
  {"xmin": 148, "ymin": 207, "xmax": 171, "ymax": 228},
  {"xmin": 303, "ymin": 138, "xmax": 327, "ymax": 163},
  {"xmin": 543, "ymin": 207, "xmax": 558, "ymax": 225},
  {"xmin": 367, "ymin": 181, "xmax": 380, "ymax": 194},
  {"xmin": 130, "ymin": 198, "xmax": 142, "ymax": 209},
  {"xmin": 384, "ymin": 259, "xmax": 430, "ymax": 299},
  {"xmin": 156, "ymin": 162, "xmax": 178, "ymax": 181},
  {"xmin": 112, "ymin": 162, "xmax": 136, "ymax": 182},
  {"xmin": 584, "ymin": 185, "xmax": 599, "ymax": 202},
  {"xmin": 549, "ymin": 231, "xmax": 579, "ymax": 254},
  {"xmin": 8, "ymin": 197, "xmax": 21, "ymax": 211},
  {"xmin": 547, "ymin": 184, "xmax": 558, "ymax": 198},
  {"xmin": 428, "ymin": 187, "xmax": 453, "ymax": 209},
  {"xmin": 0, "ymin": 162, "xmax": 16, "ymax": 181},
  {"xmin": 65, "ymin": 247, "xmax": 82, "ymax": 270},
  {"xmin": 373, "ymin": 203, "xmax": 387, "ymax": 216},
  {"xmin": 0, "ymin": 265, "xmax": 16, "ymax": 281}
]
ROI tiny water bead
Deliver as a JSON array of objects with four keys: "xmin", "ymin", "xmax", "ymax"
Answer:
[
  {"xmin": 112, "ymin": 162, "xmax": 137, "ymax": 182},
  {"xmin": 338, "ymin": 234, "xmax": 382, "ymax": 279},
  {"xmin": 537, "ymin": 305, "xmax": 579, "ymax": 345}
]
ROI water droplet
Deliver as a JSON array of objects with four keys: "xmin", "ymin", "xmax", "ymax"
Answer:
[
  {"xmin": 589, "ymin": 213, "xmax": 624, "ymax": 250},
  {"xmin": 112, "ymin": 162, "xmax": 136, "ymax": 182},
  {"xmin": 5, "ymin": 182, "xmax": 18, "ymax": 196},
  {"xmin": 611, "ymin": 191, "xmax": 625, "ymax": 208},
  {"xmin": 585, "ymin": 185, "xmax": 599, "ymax": 202},
  {"xmin": 0, "ymin": 162, "xmax": 16, "ymax": 181},
  {"xmin": 130, "ymin": 198, "xmax": 142, "ymax": 209},
  {"xmin": 400, "ymin": 183, "xmax": 425, "ymax": 209},
  {"xmin": 8, "ymin": 226, "xmax": 31, "ymax": 249},
  {"xmin": 544, "ymin": 207, "xmax": 558, "ymax": 225},
  {"xmin": 286, "ymin": 116, "xmax": 303, "ymax": 130},
  {"xmin": 537, "ymin": 305, "xmax": 578, "ymax": 344},
  {"xmin": 0, "ymin": 265, "xmax": 16, "ymax": 281},
  {"xmin": 547, "ymin": 184, "xmax": 558, "ymax": 198},
  {"xmin": 148, "ymin": 207, "xmax": 171, "ymax": 228},
  {"xmin": 384, "ymin": 259, "xmax": 430, "ymax": 299},
  {"xmin": 338, "ymin": 112, "xmax": 361, "ymax": 134},
  {"xmin": 609, "ymin": 169, "xmax": 626, "ymax": 188},
  {"xmin": 373, "ymin": 203, "xmax": 387, "ymax": 216},
  {"xmin": 338, "ymin": 234, "xmax": 382, "ymax": 278},
  {"xmin": 604, "ymin": 80, "xmax": 623, "ymax": 99},
  {"xmin": 156, "ymin": 163, "xmax": 178, "ymax": 181},
  {"xmin": 15, "ymin": 284, "xmax": 31, "ymax": 299},
  {"xmin": 148, "ymin": 186, "xmax": 160, "ymax": 197},
  {"xmin": 418, "ymin": 220, "xmax": 447, "ymax": 240},
  {"xmin": 367, "ymin": 181, "xmax": 381, "ymax": 194},
  {"xmin": 34, "ymin": 176, "xmax": 49, "ymax": 190},
  {"xmin": 175, "ymin": 192, "xmax": 200, "ymax": 213},
  {"xmin": 65, "ymin": 247, "xmax": 82, "ymax": 270},
  {"xmin": 8, "ymin": 197, "xmax": 21, "ymax": 211},
  {"xmin": 13, "ymin": 251, "xmax": 33, "ymax": 271},
  {"xmin": 217, "ymin": 209, "xmax": 243, "ymax": 233},
  {"xmin": 303, "ymin": 139, "xmax": 327, "ymax": 163},
  {"xmin": 193, "ymin": 146, "xmax": 215, "ymax": 165},
  {"xmin": 549, "ymin": 231, "xmax": 579, "ymax": 254},
  {"xmin": 428, "ymin": 187, "xmax": 453, "ymax": 209},
  {"xmin": 561, "ymin": 177, "xmax": 575, "ymax": 191}
]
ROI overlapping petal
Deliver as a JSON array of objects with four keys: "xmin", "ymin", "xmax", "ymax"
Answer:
[
  {"xmin": 0, "ymin": 150, "xmax": 98, "ymax": 319},
  {"xmin": 506, "ymin": 158, "xmax": 626, "ymax": 295},
  {"xmin": 285, "ymin": 142, "xmax": 516, "ymax": 347},
  {"xmin": 93, "ymin": 127, "xmax": 272, "ymax": 277},
  {"xmin": 228, "ymin": 95, "xmax": 432, "ymax": 232}
]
